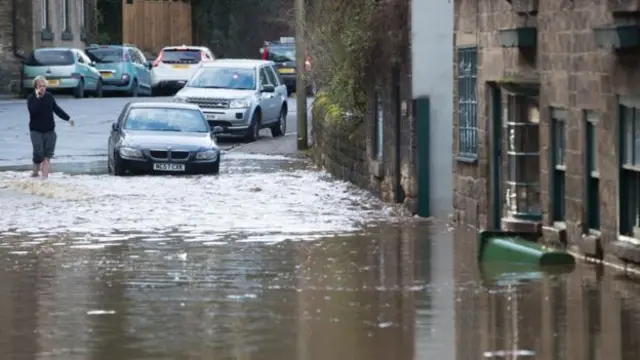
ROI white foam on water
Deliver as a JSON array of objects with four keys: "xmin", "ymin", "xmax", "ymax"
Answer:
[
  {"xmin": 70, "ymin": 243, "xmax": 120, "ymax": 249},
  {"xmin": 87, "ymin": 310, "xmax": 116, "ymax": 315},
  {"xmin": 0, "ymin": 165, "xmax": 395, "ymax": 243}
]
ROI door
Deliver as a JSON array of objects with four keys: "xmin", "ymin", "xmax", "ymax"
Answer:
[
  {"xmin": 259, "ymin": 67, "xmax": 278, "ymax": 121},
  {"xmin": 129, "ymin": 49, "xmax": 150, "ymax": 90},
  {"xmin": 135, "ymin": 49, "xmax": 151, "ymax": 89},
  {"xmin": 265, "ymin": 65, "xmax": 286, "ymax": 120},
  {"xmin": 77, "ymin": 51, "xmax": 98, "ymax": 89}
]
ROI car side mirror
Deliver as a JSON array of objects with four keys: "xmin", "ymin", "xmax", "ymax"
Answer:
[
  {"xmin": 261, "ymin": 84, "xmax": 275, "ymax": 93},
  {"xmin": 212, "ymin": 126, "xmax": 224, "ymax": 134},
  {"xmin": 147, "ymin": 61, "xmax": 153, "ymax": 69},
  {"xmin": 111, "ymin": 122, "xmax": 118, "ymax": 131}
]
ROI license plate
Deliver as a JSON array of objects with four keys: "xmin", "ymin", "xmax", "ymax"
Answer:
[
  {"xmin": 278, "ymin": 68, "xmax": 294, "ymax": 74},
  {"xmin": 100, "ymin": 72, "xmax": 113, "ymax": 78},
  {"xmin": 172, "ymin": 65, "xmax": 189, "ymax": 69},
  {"xmin": 47, "ymin": 80, "xmax": 59, "ymax": 86},
  {"xmin": 153, "ymin": 163, "xmax": 185, "ymax": 172}
]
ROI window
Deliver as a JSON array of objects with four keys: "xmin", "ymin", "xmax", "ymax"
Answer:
[
  {"xmin": 81, "ymin": 0, "xmax": 86, "ymax": 29},
  {"xmin": 619, "ymin": 99, "xmax": 640, "ymax": 238},
  {"xmin": 373, "ymin": 87, "xmax": 383, "ymax": 160},
  {"xmin": 264, "ymin": 66, "xmax": 278, "ymax": 86},
  {"xmin": 551, "ymin": 108, "xmax": 566, "ymax": 222},
  {"xmin": 457, "ymin": 47, "xmax": 478, "ymax": 159},
  {"xmin": 585, "ymin": 110, "xmax": 600, "ymax": 230},
  {"xmin": 41, "ymin": 0, "xmax": 50, "ymax": 29},
  {"xmin": 62, "ymin": 0, "xmax": 70, "ymax": 31},
  {"xmin": 259, "ymin": 68, "xmax": 272, "ymax": 86},
  {"xmin": 505, "ymin": 95, "xmax": 541, "ymax": 220}
]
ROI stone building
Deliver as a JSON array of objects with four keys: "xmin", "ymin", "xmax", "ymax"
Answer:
[
  {"xmin": 0, "ymin": 0, "xmax": 94, "ymax": 94},
  {"xmin": 453, "ymin": 0, "xmax": 640, "ymax": 270}
]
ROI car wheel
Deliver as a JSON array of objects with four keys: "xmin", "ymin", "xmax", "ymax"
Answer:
[
  {"xmin": 129, "ymin": 79, "xmax": 139, "ymax": 97},
  {"xmin": 211, "ymin": 159, "xmax": 220, "ymax": 175},
  {"xmin": 73, "ymin": 79, "xmax": 85, "ymax": 98},
  {"xmin": 94, "ymin": 79, "xmax": 103, "ymax": 98},
  {"xmin": 270, "ymin": 106, "xmax": 287, "ymax": 137},
  {"xmin": 244, "ymin": 111, "xmax": 260, "ymax": 142},
  {"xmin": 112, "ymin": 153, "xmax": 125, "ymax": 176}
]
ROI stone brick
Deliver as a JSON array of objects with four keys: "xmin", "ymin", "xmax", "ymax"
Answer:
[{"xmin": 453, "ymin": 0, "xmax": 640, "ymax": 267}]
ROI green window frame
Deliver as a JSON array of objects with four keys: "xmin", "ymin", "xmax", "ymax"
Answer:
[
  {"xmin": 457, "ymin": 47, "xmax": 477, "ymax": 160},
  {"xmin": 505, "ymin": 95, "xmax": 541, "ymax": 220},
  {"xmin": 550, "ymin": 108, "xmax": 566, "ymax": 222},
  {"xmin": 619, "ymin": 99, "xmax": 640, "ymax": 237},
  {"xmin": 584, "ymin": 110, "xmax": 600, "ymax": 230}
]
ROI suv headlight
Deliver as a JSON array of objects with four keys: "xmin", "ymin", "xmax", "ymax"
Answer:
[
  {"xmin": 229, "ymin": 98, "xmax": 250, "ymax": 109},
  {"xmin": 195, "ymin": 149, "xmax": 218, "ymax": 160},
  {"xmin": 173, "ymin": 96, "xmax": 188, "ymax": 103},
  {"xmin": 119, "ymin": 147, "xmax": 143, "ymax": 158}
]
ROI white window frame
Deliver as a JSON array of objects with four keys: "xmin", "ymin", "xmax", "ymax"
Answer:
[
  {"xmin": 374, "ymin": 88, "xmax": 383, "ymax": 161},
  {"xmin": 80, "ymin": 0, "xmax": 85, "ymax": 28},
  {"xmin": 41, "ymin": 0, "xmax": 49, "ymax": 29},
  {"xmin": 62, "ymin": 0, "xmax": 68, "ymax": 31}
]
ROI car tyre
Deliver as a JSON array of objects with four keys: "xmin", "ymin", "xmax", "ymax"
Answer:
[
  {"xmin": 270, "ymin": 106, "xmax": 287, "ymax": 137},
  {"xmin": 94, "ymin": 79, "xmax": 103, "ymax": 98},
  {"xmin": 73, "ymin": 79, "xmax": 85, "ymax": 99},
  {"xmin": 129, "ymin": 79, "xmax": 139, "ymax": 97},
  {"xmin": 110, "ymin": 153, "xmax": 125, "ymax": 176},
  {"xmin": 210, "ymin": 159, "xmax": 220, "ymax": 175},
  {"xmin": 244, "ymin": 111, "xmax": 260, "ymax": 142}
]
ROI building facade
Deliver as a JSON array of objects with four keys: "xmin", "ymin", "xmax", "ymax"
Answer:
[
  {"xmin": 453, "ymin": 0, "xmax": 640, "ymax": 270},
  {"xmin": 0, "ymin": 0, "xmax": 94, "ymax": 94}
]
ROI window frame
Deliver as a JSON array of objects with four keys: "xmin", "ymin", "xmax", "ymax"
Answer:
[
  {"xmin": 618, "ymin": 97, "xmax": 640, "ymax": 238},
  {"xmin": 62, "ymin": 0, "xmax": 70, "ymax": 31},
  {"xmin": 373, "ymin": 86, "xmax": 383, "ymax": 161},
  {"xmin": 42, "ymin": 0, "xmax": 50, "ymax": 30},
  {"xmin": 550, "ymin": 107, "xmax": 567, "ymax": 222},
  {"xmin": 456, "ymin": 46, "xmax": 478, "ymax": 160}
]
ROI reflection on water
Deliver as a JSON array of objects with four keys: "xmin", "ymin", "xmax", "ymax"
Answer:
[
  {"xmin": 2, "ymin": 225, "xmax": 640, "ymax": 359},
  {"xmin": 455, "ymin": 227, "xmax": 640, "ymax": 360}
]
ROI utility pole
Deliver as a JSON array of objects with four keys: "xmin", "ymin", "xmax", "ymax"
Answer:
[{"xmin": 295, "ymin": 0, "xmax": 309, "ymax": 150}]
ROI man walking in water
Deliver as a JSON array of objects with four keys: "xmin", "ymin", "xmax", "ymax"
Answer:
[{"xmin": 27, "ymin": 75, "xmax": 74, "ymax": 179}]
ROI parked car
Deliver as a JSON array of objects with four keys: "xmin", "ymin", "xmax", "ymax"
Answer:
[
  {"xmin": 173, "ymin": 59, "xmax": 288, "ymax": 142},
  {"xmin": 84, "ymin": 44, "xmax": 152, "ymax": 96},
  {"xmin": 108, "ymin": 101, "xmax": 223, "ymax": 176},
  {"xmin": 150, "ymin": 45, "xmax": 215, "ymax": 95},
  {"xmin": 21, "ymin": 47, "xmax": 103, "ymax": 98},
  {"xmin": 259, "ymin": 37, "xmax": 313, "ymax": 95}
]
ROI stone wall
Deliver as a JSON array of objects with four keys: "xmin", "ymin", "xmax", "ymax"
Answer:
[{"xmin": 453, "ymin": 0, "xmax": 640, "ymax": 273}]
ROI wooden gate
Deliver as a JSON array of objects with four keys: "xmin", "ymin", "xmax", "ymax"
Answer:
[{"xmin": 122, "ymin": 0, "xmax": 192, "ymax": 54}]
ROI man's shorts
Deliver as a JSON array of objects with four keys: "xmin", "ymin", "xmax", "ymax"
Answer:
[{"xmin": 30, "ymin": 130, "xmax": 57, "ymax": 164}]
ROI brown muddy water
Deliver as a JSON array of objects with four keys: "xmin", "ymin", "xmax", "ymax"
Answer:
[{"xmin": 0, "ymin": 224, "xmax": 639, "ymax": 359}]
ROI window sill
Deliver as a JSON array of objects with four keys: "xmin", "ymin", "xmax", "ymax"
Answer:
[
  {"xmin": 542, "ymin": 221, "xmax": 567, "ymax": 247},
  {"xmin": 580, "ymin": 229, "xmax": 601, "ymax": 256},
  {"xmin": 40, "ymin": 29, "xmax": 54, "ymax": 41},
  {"xmin": 61, "ymin": 30, "xmax": 74, "ymax": 41},
  {"xmin": 455, "ymin": 156, "xmax": 477, "ymax": 164},
  {"xmin": 501, "ymin": 216, "xmax": 541, "ymax": 234},
  {"xmin": 613, "ymin": 235, "xmax": 640, "ymax": 264},
  {"xmin": 370, "ymin": 159, "xmax": 383, "ymax": 179}
]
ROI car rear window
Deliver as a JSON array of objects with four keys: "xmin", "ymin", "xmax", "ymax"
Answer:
[
  {"xmin": 25, "ymin": 50, "xmax": 75, "ymax": 66},
  {"xmin": 85, "ymin": 47, "xmax": 125, "ymax": 63},
  {"xmin": 266, "ymin": 45, "xmax": 295, "ymax": 63},
  {"xmin": 124, "ymin": 108, "xmax": 209, "ymax": 133},
  {"xmin": 161, "ymin": 49, "xmax": 201, "ymax": 64}
]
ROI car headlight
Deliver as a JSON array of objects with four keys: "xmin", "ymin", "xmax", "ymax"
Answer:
[
  {"xmin": 195, "ymin": 149, "xmax": 218, "ymax": 160},
  {"xmin": 229, "ymin": 98, "xmax": 250, "ymax": 109},
  {"xmin": 173, "ymin": 96, "xmax": 188, "ymax": 103},
  {"xmin": 119, "ymin": 147, "xmax": 143, "ymax": 158}
]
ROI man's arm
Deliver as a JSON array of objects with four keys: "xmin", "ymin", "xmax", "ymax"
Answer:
[
  {"xmin": 27, "ymin": 93, "xmax": 42, "ymax": 114},
  {"xmin": 51, "ymin": 96, "xmax": 71, "ymax": 121}
]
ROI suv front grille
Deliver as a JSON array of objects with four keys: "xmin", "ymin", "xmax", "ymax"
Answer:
[{"xmin": 186, "ymin": 97, "xmax": 229, "ymax": 109}]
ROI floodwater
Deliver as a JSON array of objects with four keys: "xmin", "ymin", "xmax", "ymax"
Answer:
[{"xmin": 0, "ymin": 154, "xmax": 640, "ymax": 359}]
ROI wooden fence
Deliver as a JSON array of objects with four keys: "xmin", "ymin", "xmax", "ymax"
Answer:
[{"xmin": 122, "ymin": 0, "xmax": 192, "ymax": 54}]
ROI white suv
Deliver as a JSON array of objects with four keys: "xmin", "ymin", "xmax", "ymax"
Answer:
[
  {"xmin": 173, "ymin": 59, "xmax": 289, "ymax": 142},
  {"xmin": 150, "ymin": 45, "xmax": 215, "ymax": 95}
]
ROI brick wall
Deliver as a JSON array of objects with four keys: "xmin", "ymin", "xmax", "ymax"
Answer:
[{"xmin": 453, "ymin": 0, "xmax": 640, "ymax": 270}]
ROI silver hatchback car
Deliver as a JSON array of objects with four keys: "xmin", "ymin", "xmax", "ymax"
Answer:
[{"xmin": 173, "ymin": 59, "xmax": 288, "ymax": 142}]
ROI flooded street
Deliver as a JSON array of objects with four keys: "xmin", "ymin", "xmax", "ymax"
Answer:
[{"xmin": 1, "ymin": 97, "xmax": 640, "ymax": 359}]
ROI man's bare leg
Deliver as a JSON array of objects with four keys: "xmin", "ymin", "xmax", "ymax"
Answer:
[
  {"xmin": 31, "ymin": 163, "xmax": 40, "ymax": 177},
  {"xmin": 40, "ymin": 158, "xmax": 50, "ymax": 179}
]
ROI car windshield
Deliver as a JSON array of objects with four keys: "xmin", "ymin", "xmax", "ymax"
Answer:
[
  {"xmin": 186, "ymin": 67, "xmax": 256, "ymax": 90},
  {"xmin": 162, "ymin": 49, "xmax": 201, "ymax": 64},
  {"xmin": 123, "ymin": 108, "xmax": 209, "ymax": 133},
  {"xmin": 85, "ymin": 47, "xmax": 124, "ymax": 63},
  {"xmin": 25, "ymin": 50, "xmax": 74, "ymax": 66},
  {"xmin": 267, "ymin": 45, "xmax": 295, "ymax": 62}
]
